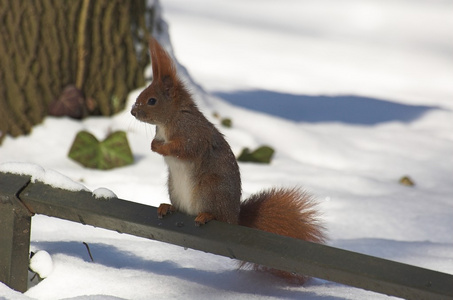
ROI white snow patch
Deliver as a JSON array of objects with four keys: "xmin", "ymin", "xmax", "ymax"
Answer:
[
  {"xmin": 0, "ymin": 162, "xmax": 88, "ymax": 192},
  {"xmin": 92, "ymin": 187, "xmax": 117, "ymax": 200}
]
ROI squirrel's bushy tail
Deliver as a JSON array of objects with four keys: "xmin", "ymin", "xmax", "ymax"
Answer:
[{"xmin": 238, "ymin": 187, "xmax": 326, "ymax": 284}]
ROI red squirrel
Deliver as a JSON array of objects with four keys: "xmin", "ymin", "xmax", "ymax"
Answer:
[{"xmin": 131, "ymin": 37, "xmax": 326, "ymax": 283}]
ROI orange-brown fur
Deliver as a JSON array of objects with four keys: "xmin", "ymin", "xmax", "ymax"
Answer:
[
  {"xmin": 240, "ymin": 188, "xmax": 325, "ymax": 243},
  {"xmin": 131, "ymin": 37, "xmax": 326, "ymax": 283},
  {"xmin": 239, "ymin": 188, "xmax": 326, "ymax": 283}
]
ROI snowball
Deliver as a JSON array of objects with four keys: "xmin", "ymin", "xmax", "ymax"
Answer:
[
  {"xmin": 92, "ymin": 187, "xmax": 117, "ymax": 200},
  {"xmin": 29, "ymin": 250, "xmax": 53, "ymax": 279}
]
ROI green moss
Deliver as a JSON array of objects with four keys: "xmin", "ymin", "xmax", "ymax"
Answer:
[
  {"xmin": 399, "ymin": 176, "xmax": 415, "ymax": 187},
  {"xmin": 237, "ymin": 146, "xmax": 275, "ymax": 164},
  {"xmin": 221, "ymin": 118, "xmax": 232, "ymax": 128}
]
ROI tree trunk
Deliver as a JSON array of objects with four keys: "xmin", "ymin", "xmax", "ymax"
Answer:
[{"xmin": 0, "ymin": 0, "xmax": 157, "ymax": 144}]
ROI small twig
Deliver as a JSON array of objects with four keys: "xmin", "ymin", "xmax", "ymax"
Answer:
[{"xmin": 83, "ymin": 242, "xmax": 94, "ymax": 262}]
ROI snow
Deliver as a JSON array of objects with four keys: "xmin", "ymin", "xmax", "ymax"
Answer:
[
  {"xmin": 92, "ymin": 188, "xmax": 118, "ymax": 200},
  {"xmin": 29, "ymin": 251, "xmax": 54, "ymax": 279},
  {"xmin": 0, "ymin": 162, "xmax": 89, "ymax": 192},
  {"xmin": 1, "ymin": 0, "xmax": 452, "ymax": 299},
  {"xmin": 0, "ymin": 162, "xmax": 117, "ymax": 199}
]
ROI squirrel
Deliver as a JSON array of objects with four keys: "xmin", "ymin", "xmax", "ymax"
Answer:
[{"xmin": 131, "ymin": 37, "xmax": 326, "ymax": 284}]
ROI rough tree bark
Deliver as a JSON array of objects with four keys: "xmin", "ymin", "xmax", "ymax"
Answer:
[{"xmin": 0, "ymin": 0, "xmax": 158, "ymax": 144}]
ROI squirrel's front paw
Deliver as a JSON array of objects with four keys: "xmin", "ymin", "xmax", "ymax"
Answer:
[{"xmin": 151, "ymin": 139, "xmax": 165, "ymax": 154}]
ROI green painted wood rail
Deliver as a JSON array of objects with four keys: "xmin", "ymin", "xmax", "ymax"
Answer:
[{"xmin": 1, "ymin": 172, "xmax": 452, "ymax": 299}]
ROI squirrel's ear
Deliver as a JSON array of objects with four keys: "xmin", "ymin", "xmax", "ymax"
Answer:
[
  {"xmin": 149, "ymin": 38, "xmax": 160, "ymax": 80},
  {"xmin": 149, "ymin": 36, "xmax": 178, "ymax": 88}
]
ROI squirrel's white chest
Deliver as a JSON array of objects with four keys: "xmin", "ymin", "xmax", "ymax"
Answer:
[
  {"xmin": 164, "ymin": 156, "xmax": 198, "ymax": 215},
  {"xmin": 156, "ymin": 126, "xmax": 198, "ymax": 215}
]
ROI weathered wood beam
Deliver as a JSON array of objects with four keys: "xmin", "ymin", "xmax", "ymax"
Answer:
[
  {"xmin": 1, "ymin": 172, "xmax": 452, "ymax": 299},
  {"xmin": 0, "ymin": 173, "xmax": 33, "ymax": 292}
]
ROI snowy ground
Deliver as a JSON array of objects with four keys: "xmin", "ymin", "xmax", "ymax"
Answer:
[{"xmin": 1, "ymin": 0, "xmax": 452, "ymax": 299}]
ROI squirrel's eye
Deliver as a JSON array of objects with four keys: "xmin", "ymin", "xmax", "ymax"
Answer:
[{"xmin": 147, "ymin": 98, "xmax": 157, "ymax": 105}]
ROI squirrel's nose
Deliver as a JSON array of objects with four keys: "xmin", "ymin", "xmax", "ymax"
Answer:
[{"xmin": 130, "ymin": 105, "xmax": 137, "ymax": 117}]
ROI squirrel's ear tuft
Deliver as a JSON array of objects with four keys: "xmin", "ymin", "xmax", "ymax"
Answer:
[
  {"xmin": 149, "ymin": 37, "xmax": 161, "ymax": 80},
  {"xmin": 149, "ymin": 36, "xmax": 177, "ymax": 85}
]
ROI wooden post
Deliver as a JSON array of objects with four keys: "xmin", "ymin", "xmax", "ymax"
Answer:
[{"xmin": 0, "ymin": 173, "xmax": 33, "ymax": 292}]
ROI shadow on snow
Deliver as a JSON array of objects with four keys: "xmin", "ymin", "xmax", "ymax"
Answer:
[
  {"xmin": 214, "ymin": 90, "xmax": 440, "ymax": 125},
  {"xmin": 30, "ymin": 240, "xmax": 340, "ymax": 299}
]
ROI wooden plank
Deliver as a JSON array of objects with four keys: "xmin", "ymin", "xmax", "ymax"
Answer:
[
  {"xmin": 0, "ymin": 172, "xmax": 452, "ymax": 299},
  {"xmin": 0, "ymin": 173, "xmax": 33, "ymax": 292},
  {"xmin": 15, "ymin": 177, "xmax": 453, "ymax": 300}
]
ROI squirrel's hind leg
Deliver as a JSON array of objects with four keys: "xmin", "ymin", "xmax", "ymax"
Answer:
[
  {"xmin": 157, "ymin": 203, "xmax": 176, "ymax": 219},
  {"xmin": 194, "ymin": 212, "xmax": 216, "ymax": 226}
]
